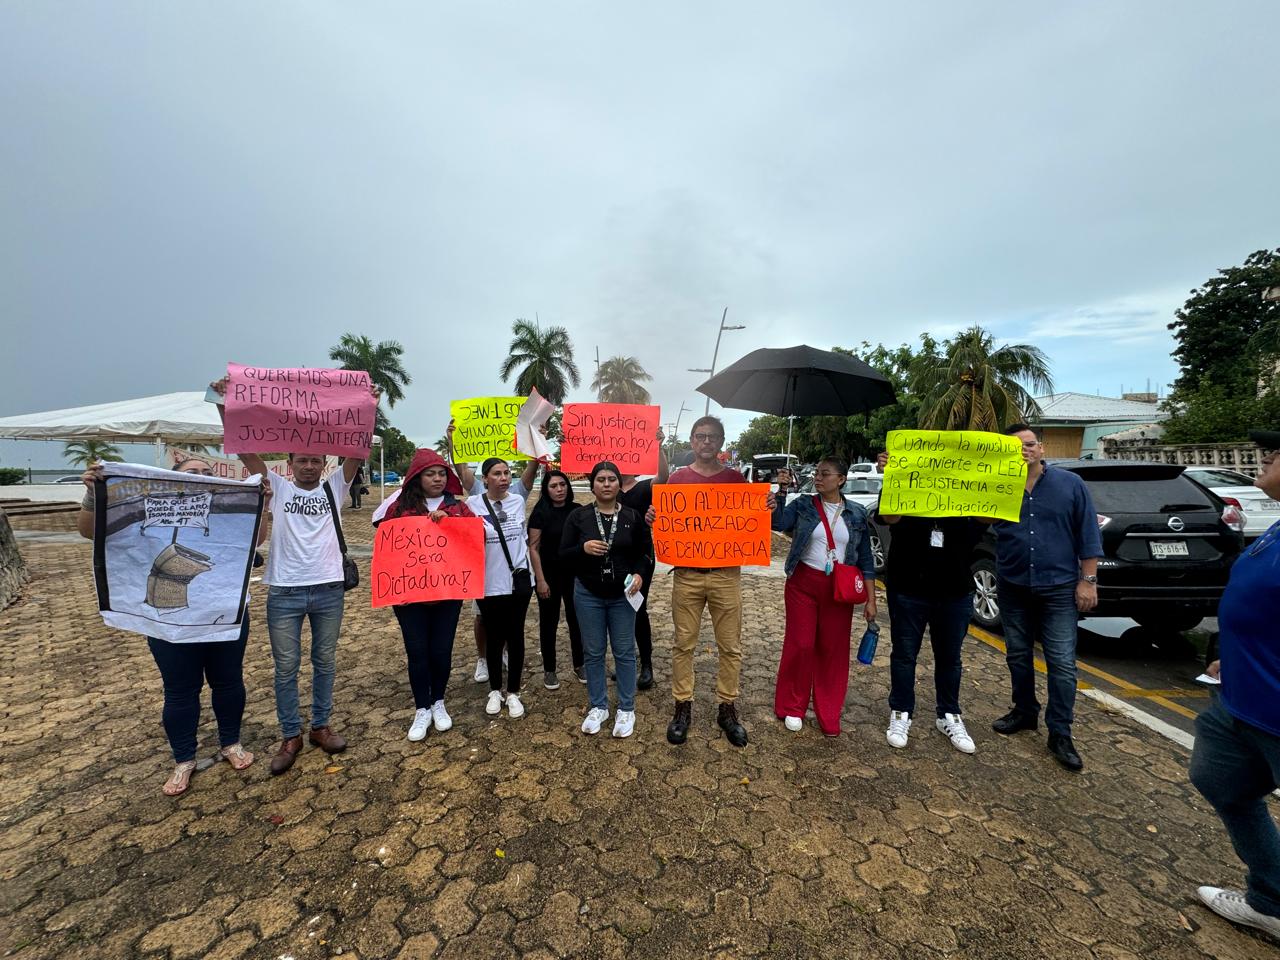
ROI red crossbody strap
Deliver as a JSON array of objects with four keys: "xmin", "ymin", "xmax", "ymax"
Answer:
[{"xmin": 814, "ymin": 495, "xmax": 837, "ymax": 551}]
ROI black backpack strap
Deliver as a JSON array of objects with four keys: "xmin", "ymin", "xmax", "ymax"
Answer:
[
  {"xmin": 322, "ymin": 479, "xmax": 348, "ymax": 556},
  {"xmin": 482, "ymin": 495, "xmax": 518, "ymax": 573}
]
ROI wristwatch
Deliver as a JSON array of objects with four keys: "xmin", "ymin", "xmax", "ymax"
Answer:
[{"xmin": 1080, "ymin": 575, "xmax": 1098, "ymax": 584}]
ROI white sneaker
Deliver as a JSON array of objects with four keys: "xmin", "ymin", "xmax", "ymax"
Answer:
[
  {"xmin": 936, "ymin": 713, "xmax": 975, "ymax": 754},
  {"xmin": 485, "ymin": 690, "xmax": 503, "ymax": 715},
  {"xmin": 612, "ymin": 710, "xmax": 635, "ymax": 738},
  {"xmin": 1197, "ymin": 886, "xmax": 1280, "ymax": 939},
  {"xmin": 886, "ymin": 710, "xmax": 912, "ymax": 749},
  {"xmin": 505, "ymin": 692, "xmax": 525, "ymax": 719},
  {"xmin": 784, "ymin": 716, "xmax": 803, "ymax": 732},
  {"xmin": 431, "ymin": 700, "xmax": 452, "ymax": 732},
  {"xmin": 474, "ymin": 659, "xmax": 489, "ymax": 684},
  {"xmin": 582, "ymin": 706, "xmax": 609, "ymax": 735},
  {"xmin": 407, "ymin": 708, "xmax": 431, "ymax": 742}
]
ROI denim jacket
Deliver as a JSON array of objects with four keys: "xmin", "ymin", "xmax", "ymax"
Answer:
[{"xmin": 772, "ymin": 494, "xmax": 876, "ymax": 579}]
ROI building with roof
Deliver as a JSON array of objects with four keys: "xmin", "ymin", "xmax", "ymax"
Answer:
[{"xmin": 1029, "ymin": 392, "xmax": 1168, "ymax": 459}]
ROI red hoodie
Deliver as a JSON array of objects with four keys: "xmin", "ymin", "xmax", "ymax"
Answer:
[{"xmin": 385, "ymin": 449, "xmax": 474, "ymax": 521}]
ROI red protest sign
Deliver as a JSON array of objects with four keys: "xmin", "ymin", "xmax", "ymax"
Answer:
[
  {"xmin": 560, "ymin": 404, "xmax": 661, "ymax": 474},
  {"xmin": 651, "ymin": 482, "xmax": 772, "ymax": 567},
  {"xmin": 223, "ymin": 363, "xmax": 377, "ymax": 458},
  {"xmin": 371, "ymin": 516, "xmax": 486, "ymax": 608}
]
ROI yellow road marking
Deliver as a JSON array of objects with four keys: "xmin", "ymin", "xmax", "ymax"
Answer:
[
  {"xmin": 1107, "ymin": 688, "xmax": 1208, "ymax": 699},
  {"xmin": 967, "ymin": 625, "xmax": 1199, "ymax": 721}
]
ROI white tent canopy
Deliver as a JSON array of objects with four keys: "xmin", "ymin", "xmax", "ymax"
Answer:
[{"xmin": 0, "ymin": 392, "xmax": 224, "ymax": 444}]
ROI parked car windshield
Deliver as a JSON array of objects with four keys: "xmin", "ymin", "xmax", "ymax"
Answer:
[
  {"xmin": 1084, "ymin": 476, "xmax": 1216, "ymax": 513},
  {"xmin": 1188, "ymin": 469, "xmax": 1255, "ymax": 488}
]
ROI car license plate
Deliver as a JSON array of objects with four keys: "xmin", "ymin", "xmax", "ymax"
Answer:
[
  {"xmin": 1259, "ymin": 500, "xmax": 1280, "ymax": 511},
  {"xmin": 1150, "ymin": 540, "xmax": 1189, "ymax": 558}
]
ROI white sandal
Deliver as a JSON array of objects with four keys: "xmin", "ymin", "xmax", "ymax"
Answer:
[
  {"xmin": 162, "ymin": 761, "xmax": 197, "ymax": 797},
  {"xmin": 219, "ymin": 743, "xmax": 254, "ymax": 770}
]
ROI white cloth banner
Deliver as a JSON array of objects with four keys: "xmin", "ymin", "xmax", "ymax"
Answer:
[
  {"xmin": 93, "ymin": 463, "xmax": 264, "ymax": 643},
  {"xmin": 162, "ymin": 445, "xmax": 338, "ymax": 482}
]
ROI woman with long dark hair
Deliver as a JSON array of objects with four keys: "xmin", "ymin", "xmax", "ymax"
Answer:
[
  {"xmin": 375, "ymin": 449, "xmax": 475, "ymax": 741},
  {"xmin": 528, "ymin": 469, "xmax": 583, "ymax": 689}
]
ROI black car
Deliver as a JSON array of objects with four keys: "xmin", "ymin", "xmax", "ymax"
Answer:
[{"xmin": 872, "ymin": 460, "xmax": 1244, "ymax": 635}]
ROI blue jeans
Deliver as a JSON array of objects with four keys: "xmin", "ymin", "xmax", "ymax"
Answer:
[
  {"xmin": 573, "ymin": 583, "xmax": 637, "ymax": 712},
  {"xmin": 999, "ymin": 579, "xmax": 1078, "ymax": 736},
  {"xmin": 1190, "ymin": 698, "xmax": 1280, "ymax": 918},
  {"xmin": 887, "ymin": 591, "xmax": 971, "ymax": 718},
  {"xmin": 147, "ymin": 617, "xmax": 249, "ymax": 763},
  {"xmin": 266, "ymin": 582, "xmax": 345, "ymax": 737}
]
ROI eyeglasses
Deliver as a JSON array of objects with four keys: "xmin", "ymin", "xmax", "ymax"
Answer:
[{"xmin": 692, "ymin": 433, "xmax": 722, "ymax": 443}]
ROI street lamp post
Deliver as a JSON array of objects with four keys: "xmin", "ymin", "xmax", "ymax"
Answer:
[
  {"xmin": 670, "ymin": 401, "xmax": 691, "ymax": 455},
  {"xmin": 688, "ymin": 307, "xmax": 745, "ymax": 416}
]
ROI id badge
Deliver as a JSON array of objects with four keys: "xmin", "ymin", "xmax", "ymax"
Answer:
[{"xmin": 930, "ymin": 528, "xmax": 945, "ymax": 549}]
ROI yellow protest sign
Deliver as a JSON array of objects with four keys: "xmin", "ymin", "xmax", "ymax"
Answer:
[
  {"xmin": 878, "ymin": 430, "xmax": 1026, "ymax": 521},
  {"xmin": 449, "ymin": 397, "xmax": 530, "ymax": 462}
]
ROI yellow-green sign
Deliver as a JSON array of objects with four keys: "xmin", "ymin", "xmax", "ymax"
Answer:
[
  {"xmin": 449, "ymin": 397, "xmax": 530, "ymax": 462},
  {"xmin": 878, "ymin": 430, "xmax": 1026, "ymax": 521}
]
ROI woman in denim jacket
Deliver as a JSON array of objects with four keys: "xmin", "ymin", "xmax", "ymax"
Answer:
[{"xmin": 771, "ymin": 457, "xmax": 877, "ymax": 736}]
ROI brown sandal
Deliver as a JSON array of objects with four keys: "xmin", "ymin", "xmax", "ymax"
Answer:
[
  {"xmin": 162, "ymin": 761, "xmax": 197, "ymax": 797},
  {"xmin": 220, "ymin": 743, "xmax": 254, "ymax": 770}
]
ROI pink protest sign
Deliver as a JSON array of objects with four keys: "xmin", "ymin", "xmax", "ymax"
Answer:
[
  {"xmin": 222, "ymin": 363, "xmax": 376, "ymax": 458},
  {"xmin": 560, "ymin": 403, "xmax": 661, "ymax": 474}
]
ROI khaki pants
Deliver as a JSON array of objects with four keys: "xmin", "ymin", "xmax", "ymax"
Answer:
[{"xmin": 671, "ymin": 567, "xmax": 742, "ymax": 703}]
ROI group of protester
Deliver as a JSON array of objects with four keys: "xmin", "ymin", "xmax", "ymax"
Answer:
[{"xmin": 73, "ymin": 379, "xmax": 1280, "ymax": 945}]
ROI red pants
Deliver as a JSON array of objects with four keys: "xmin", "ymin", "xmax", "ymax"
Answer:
[{"xmin": 774, "ymin": 563, "xmax": 855, "ymax": 735}]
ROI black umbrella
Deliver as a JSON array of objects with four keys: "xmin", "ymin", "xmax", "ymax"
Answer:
[{"xmin": 695, "ymin": 345, "xmax": 896, "ymax": 417}]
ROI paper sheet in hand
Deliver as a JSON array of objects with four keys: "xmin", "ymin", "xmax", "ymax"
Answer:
[{"xmin": 626, "ymin": 589, "xmax": 645, "ymax": 612}]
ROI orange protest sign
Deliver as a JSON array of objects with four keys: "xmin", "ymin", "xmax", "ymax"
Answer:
[
  {"xmin": 651, "ymin": 482, "xmax": 772, "ymax": 567},
  {"xmin": 371, "ymin": 516, "xmax": 485, "ymax": 607},
  {"xmin": 560, "ymin": 403, "xmax": 661, "ymax": 474}
]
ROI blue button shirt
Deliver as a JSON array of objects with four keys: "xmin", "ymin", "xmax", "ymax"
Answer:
[
  {"xmin": 994, "ymin": 463, "xmax": 1103, "ymax": 588},
  {"xmin": 1219, "ymin": 521, "xmax": 1280, "ymax": 736}
]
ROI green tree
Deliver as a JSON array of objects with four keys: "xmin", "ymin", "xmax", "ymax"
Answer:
[
  {"xmin": 328, "ymin": 334, "xmax": 413, "ymax": 430},
  {"xmin": 911, "ymin": 326, "xmax": 1052, "ymax": 431},
  {"xmin": 591, "ymin": 356, "xmax": 653, "ymax": 404},
  {"xmin": 376, "ymin": 425, "xmax": 417, "ymax": 475},
  {"xmin": 733, "ymin": 415, "xmax": 789, "ymax": 461},
  {"xmin": 498, "ymin": 318, "xmax": 580, "ymax": 405},
  {"xmin": 64, "ymin": 440, "xmax": 123, "ymax": 467}
]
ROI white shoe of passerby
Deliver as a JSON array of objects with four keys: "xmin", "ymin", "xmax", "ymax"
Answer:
[
  {"xmin": 936, "ymin": 713, "xmax": 975, "ymax": 754},
  {"xmin": 431, "ymin": 700, "xmax": 453, "ymax": 732},
  {"xmin": 1197, "ymin": 886, "xmax": 1280, "ymax": 939},
  {"xmin": 407, "ymin": 708, "xmax": 431, "ymax": 742},
  {"xmin": 612, "ymin": 710, "xmax": 635, "ymax": 738},
  {"xmin": 582, "ymin": 706, "xmax": 609, "ymax": 735},
  {"xmin": 784, "ymin": 716, "xmax": 803, "ymax": 732},
  {"xmin": 474, "ymin": 659, "xmax": 489, "ymax": 683},
  {"xmin": 505, "ymin": 692, "xmax": 525, "ymax": 719},
  {"xmin": 485, "ymin": 690, "xmax": 503, "ymax": 715},
  {"xmin": 886, "ymin": 710, "xmax": 912, "ymax": 749}
]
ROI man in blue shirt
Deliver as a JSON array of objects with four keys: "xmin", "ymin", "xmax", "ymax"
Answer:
[
  {"xmin": 1190, "ymin": 430, "xmax": 1280, "ymax": 941},
  {"xmin": 992, "ymin": 424, "xmax": 1103, "ymax": 771}
]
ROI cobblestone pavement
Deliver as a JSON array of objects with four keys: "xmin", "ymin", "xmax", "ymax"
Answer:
[{"xmin": 1, "ymin": 506, "xmax": 1277, "ymax": 959}]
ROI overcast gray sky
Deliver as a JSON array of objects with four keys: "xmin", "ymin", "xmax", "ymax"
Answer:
[{"xmin": 2, "ymin": 2, "xmax": 1277, "ymax": 467}]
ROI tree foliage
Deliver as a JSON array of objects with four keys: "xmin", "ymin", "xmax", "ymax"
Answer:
[
  {"xmin": 499, "ymin": 319, "xmax": 581, "ymax": 405},
  {"xmin": 591, "ymin": 356, "xmax": 653, "ymax": 404},
  {"xmin": 329, "ymin": 333, "xmax": 412, "ymax": 432},
  {"xmin": 376, "ymin": 425, "xmax": 418, "ymax": 475},
  {"xmin": 63, "ymin": 440, "xmax": 123, "ymax": 467},
  {"xmin": 910, "ymin": 326, "xmax": 1052, "ymax": 431}
]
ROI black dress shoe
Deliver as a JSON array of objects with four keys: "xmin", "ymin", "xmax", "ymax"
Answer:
[
  {"xmin": 992, "ymin": 709, "xmax": 1039, "ymax": 735},
  {"xmin": 667, "ymin": 700, "xmax": 692, "ymax": 745},
  {"xmin": 1047, "ymin": 733, "xmax": 1084, "ymax": 772},
  {"xmin": 637, "ymin": 665, "xmax": 654, "ymax": 690},
  {"xmin": 717, "ymin": 702, "xmax": 748, "ymax": 748}
]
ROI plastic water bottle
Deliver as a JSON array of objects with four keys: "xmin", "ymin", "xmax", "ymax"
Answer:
[{"xmin": 856, "ymin": 622, "xmax": 880, "ymax": 665}]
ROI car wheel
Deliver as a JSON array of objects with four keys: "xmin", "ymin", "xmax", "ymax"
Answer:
[
  {"xmin": 1132, "ymin": 612, "xmax": 1203, "ymax": 634},
  {"xmin": 869, "ymin": 533, "xmax": 885, "ymax": 575},
  {"xmin": 971, "ymin": 557, "xmax": 1000, "ymax": 631}
]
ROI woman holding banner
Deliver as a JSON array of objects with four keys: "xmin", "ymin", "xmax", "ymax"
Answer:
[
  {"xmin": 559, "ymin": 461, "xmax": 650, "ymax": 738},
  {"xmin": 374, "ymin": 449, "xmax": 475, "ymax": 741},
  {"xmin": 78, "ymin": 458, "xmax": 268, "ymax": 796},
  {"xmin": 772, "ymin": 458, "xmax": 877, "ymax": 737},
  {"xmin": 528, "ymin": 469, "xmax": 584, "ymax": 689},
  {"xmin": 467, "ymin": 457, "xmax": 535, "ymax": 718}
]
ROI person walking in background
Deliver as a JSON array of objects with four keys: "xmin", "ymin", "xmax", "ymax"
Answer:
[
  {"xmin": 1190, "ymin": 431, "xmax": 1280, "ymax": 941},
  {"xmin": 349, "ymin": 463, "xmax": 366, "ymax": 509},
  {"xmin": 560, "ymin": 461, "xmax": 650, "ymax": 738},
  {"xmin": 771, "ymin": 459, "xmax": 876, "ymax": 737},
  {"xmin": 617, "ymin": 430, "xmax": 668, "ymax": 691},
  {"xmin": 991, "ymin": 423, "xmax": 1102, "ymax": 772},
  {"xmin": 374, "ymin": 449, "xmax": 474, "ymax": 741},
  {"xmin": 467, "ymin": 457, "xmax": 535, "ymax": 719},
  {"xmin": 528, "ymin": 468, "xmax": 584, "ymax": 688}
]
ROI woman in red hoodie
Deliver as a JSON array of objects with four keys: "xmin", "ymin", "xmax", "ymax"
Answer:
[{"xmin": 375, "ymin": 449, "xmax": 475, "ymax": 741}]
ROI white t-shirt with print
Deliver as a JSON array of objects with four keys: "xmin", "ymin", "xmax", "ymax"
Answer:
[
  {"xmin": 264, "ymin": 470, "xmax": 353, "ymax": 587},
  {"xmin": 466, "ymin": 491, "xmax": 530, "ymax": 596}
]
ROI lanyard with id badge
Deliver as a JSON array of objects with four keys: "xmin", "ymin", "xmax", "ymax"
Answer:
[{"xmin": 930, "ymin": 524, "xmax": 945, "ymax": 549}]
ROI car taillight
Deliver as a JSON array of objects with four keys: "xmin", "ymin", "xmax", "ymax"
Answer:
[
  {"xmin": 1221, "ymin": 503, "xmax": 1245, "ymax": 533},
  {"xmin": 1221, "ymin": 496, "xmax": 1242, "ymax": 508},
  {"xmin": 1097, "ymin": 514, "xmax": 1111, "ymax": 530}
]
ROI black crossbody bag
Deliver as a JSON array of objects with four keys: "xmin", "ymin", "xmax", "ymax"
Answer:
[
  {"xmin": 483, "ymin": 495, "xmax": 533, "ymax": 595},
  {"xmin": 322, "ymin": 479, "xmax": 360, "ymax": 591}
]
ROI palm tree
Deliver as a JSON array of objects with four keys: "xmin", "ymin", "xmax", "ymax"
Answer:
[
  {"xmin": 498, "ymin": 318, "xmax": 580, "ymax": 405},
  {"xmin": 911, "ymin": 326, "xmax": 1053, "ymax": 431},
  {"xmin": 433, "ymin": 434, "xmax": 451, "ymax": 457},
  {"xmin": 64, "ymin": 439, "xmax": 123, "ymax": 467},
  {"xmin": 591, "ymin": 356, "xmax": 653, "ymax": 404},
  {"xmin": 329, "ymin": 334, "xmax": 413, "ymax": 430}
]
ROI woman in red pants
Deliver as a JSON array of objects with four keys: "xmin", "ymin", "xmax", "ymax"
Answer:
[{"xmin": 771, "ymin": 459, "xmax": 877, "ymax": 736}]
